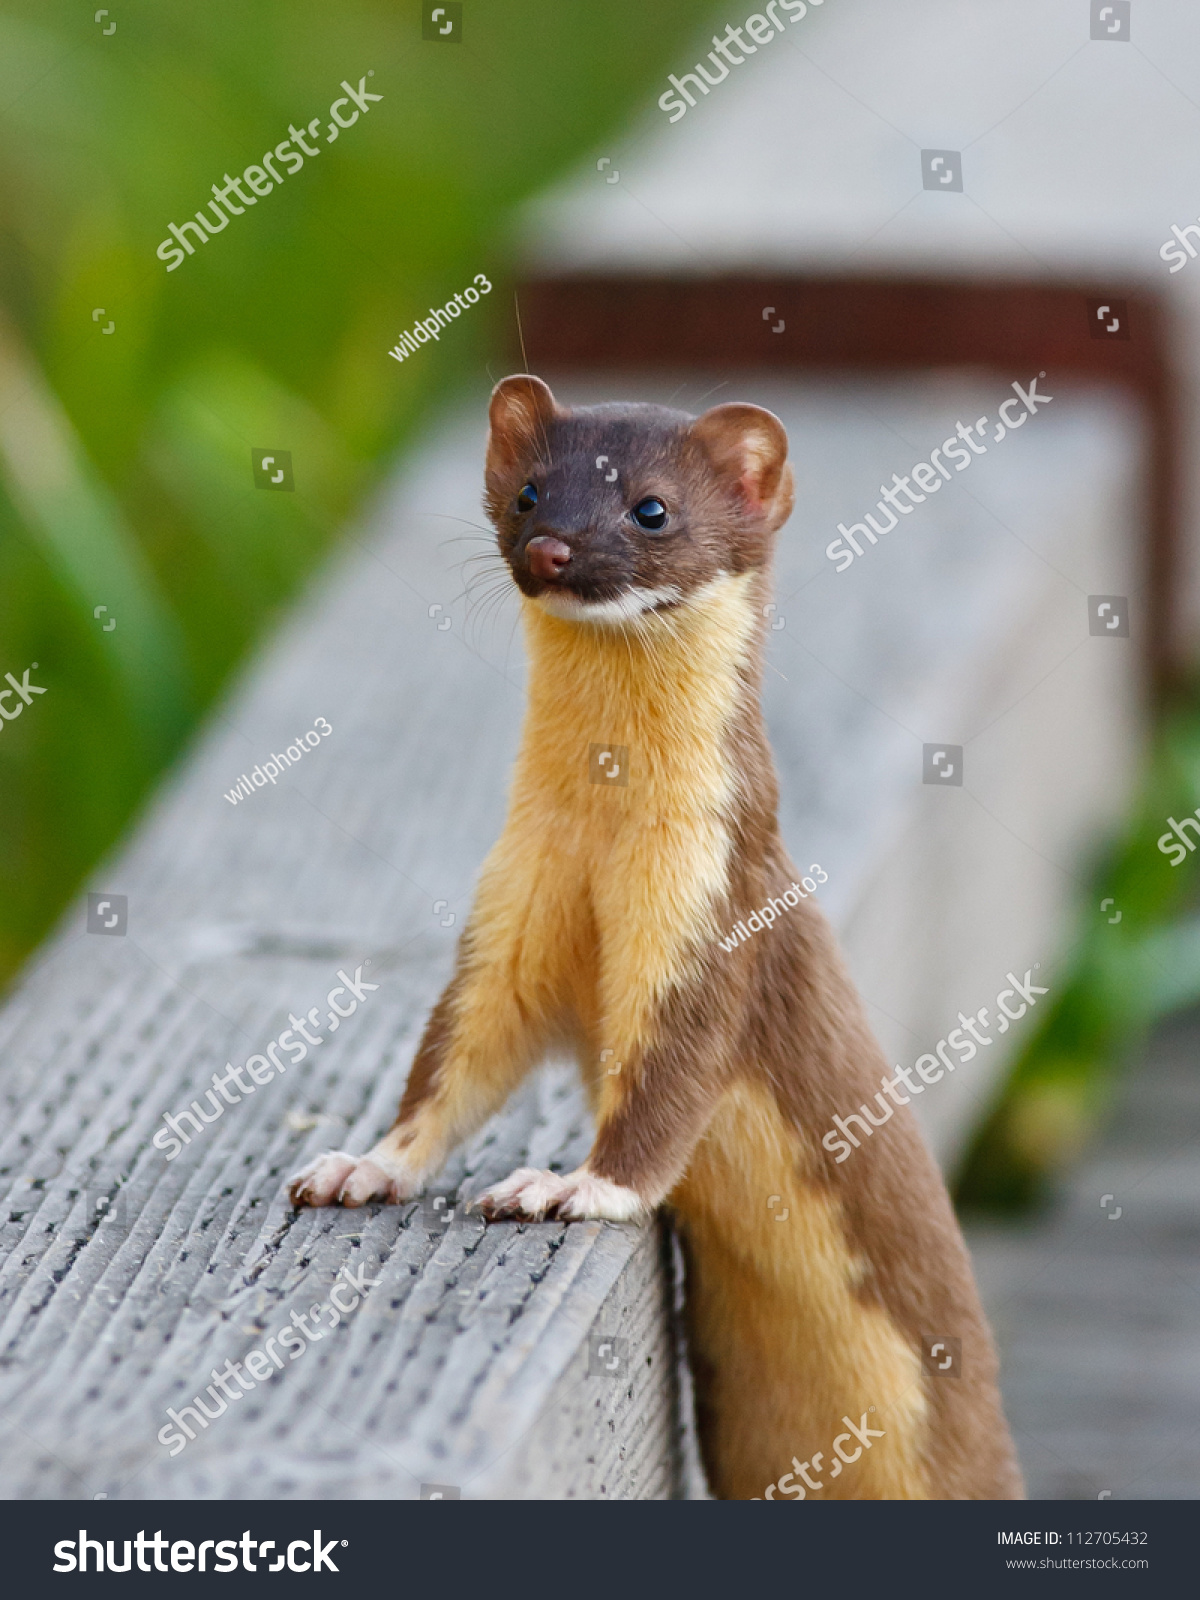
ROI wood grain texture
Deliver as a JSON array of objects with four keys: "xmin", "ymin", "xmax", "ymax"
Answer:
[{"xmin": 0, "ymin": 404, "xmax": 685, "ymax": 1499}]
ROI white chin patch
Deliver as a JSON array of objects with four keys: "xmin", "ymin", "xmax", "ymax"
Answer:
[{"xmin": 535, "ymin": 585, "xmax": 683, "ymax": 623}]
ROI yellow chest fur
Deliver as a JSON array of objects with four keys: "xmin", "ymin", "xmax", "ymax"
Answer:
[{"xmin": 466, "ymin": 573, "xmax": 759, "ymax": 1062}]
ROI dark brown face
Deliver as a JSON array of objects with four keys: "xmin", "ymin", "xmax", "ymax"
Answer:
[{"xmin": 483, "ymin": 376, "xmax": 795, "ymax": 622}]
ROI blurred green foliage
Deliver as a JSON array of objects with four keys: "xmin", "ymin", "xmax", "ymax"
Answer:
[
  {"xmin": 956, "ymin": 702, "xmax": 1200, "ymax": 1212},
  {"xmin": 0, "ymin": 0, "xmax": 712, "ymax": 983}
]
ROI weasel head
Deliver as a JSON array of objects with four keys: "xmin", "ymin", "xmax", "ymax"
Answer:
[{"xmin": 483, "ymin": 375, "xmax": 795, "ymax": 624}]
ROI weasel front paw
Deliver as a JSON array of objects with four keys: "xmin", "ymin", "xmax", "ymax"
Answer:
[
  {"xmin": 288, "ymin": 1149, "xmax": 413, "ymax": 1208},
  {"xmin": 554, "ymin": 1171, "xmax": 648, "ymax": 1223},
  {"xmin": 471, "ymin": 1166, "xmax": 647, "ymax": 1223},
  {"xmin": 471, "ymin": 1167, "xmax": 569, "ymax": 1220}
]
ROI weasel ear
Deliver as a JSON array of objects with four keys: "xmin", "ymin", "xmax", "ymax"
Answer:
[
  {"xmin": 689, "ymin": 402, "xmax": 794, "ymax": 531},
  {"xmin": 486, "ymin": 374, "xmax": 558, "ymax": 477}
]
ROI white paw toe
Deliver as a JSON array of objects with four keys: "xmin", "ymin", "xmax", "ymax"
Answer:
[
  {"xmin": 555, "ymin": 1171, "xmax": 648, "ymax": 1222},
  {"xmin": 288, "ymin": 1150, "xmax": 412, "ymax": 1208},
  {"xmin": 338, "ymin": 1157, "xmax": 406, "ymax": 1207},
  {"xmin": 472, "ymin": 1166, "xmax": 647, "ymax": 1223},
  {"xmin": 288, "ymin": 1150, "xmax": 358, "ymax": 1208},
  {"xmin": 472, "ymin": 1167, "xmax": 569, "ymax": 1220}
]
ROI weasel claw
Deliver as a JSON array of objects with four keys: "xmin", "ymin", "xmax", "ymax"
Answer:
[
  {"xmin": 288, "ymin": 1150, "xmax": 358, "ymax": 1208},
  {"xmin": 471, "ymin": 1167, "xmax": 569, "ymax": 1221},
  {"xmin": 472, "ymin": 1166, "xmax": 647, "ymax": 1223},
  {"xmin": 288, "ymin": 1150, "xmax": 410, "ymax": 1209}
]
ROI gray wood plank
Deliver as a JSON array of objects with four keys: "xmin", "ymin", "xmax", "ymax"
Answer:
[{"xmin": 0, "ymin": 400, "xmax": 684, "ymax": 1499}]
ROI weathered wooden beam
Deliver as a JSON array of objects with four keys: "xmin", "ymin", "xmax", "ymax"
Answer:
[{"xmin": 0, "ymin": 415, "xmax": 686, "ymax": 1498}]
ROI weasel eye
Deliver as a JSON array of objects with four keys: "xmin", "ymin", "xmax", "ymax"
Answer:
[
  {"xmin": 631, "ymin": 497, "xmax": 667, "ymax": 532},
  {"xmin": 517, "ymin": 483, "xmax": 538, "ymax": 513}
]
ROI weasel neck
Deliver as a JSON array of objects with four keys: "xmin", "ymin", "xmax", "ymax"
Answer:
[{"xmin": 516, "ymin": 570, "xmax": 768, "ymax": 812}]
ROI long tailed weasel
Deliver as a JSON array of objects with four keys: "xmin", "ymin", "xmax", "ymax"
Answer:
[{"xmin": 289, "ymin": 376, "xmax": 1024, "ymax": 1501}]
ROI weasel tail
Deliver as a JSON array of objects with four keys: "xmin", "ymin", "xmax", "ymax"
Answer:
[{"xmin": 288, "ymin": 375, "xmax": 1024, "ymax": 1500}]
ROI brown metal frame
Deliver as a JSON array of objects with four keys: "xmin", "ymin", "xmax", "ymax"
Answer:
[{"xmin": 516, "ymin": 275, "xmax": 1181, "ymax": 700}]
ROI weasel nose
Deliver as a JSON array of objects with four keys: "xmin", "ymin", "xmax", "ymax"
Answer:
[{"xmin": 525, "ymin": 535, "xmax": 572, "ymax": 582}]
